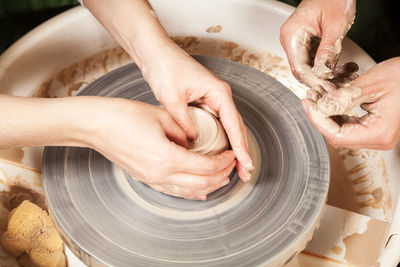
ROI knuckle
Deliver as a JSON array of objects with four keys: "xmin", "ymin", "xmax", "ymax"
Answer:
[
  {"xmin": 206, "ymin": 160, "xmax": 219, "ymax": 173},
  {"xmin": 379, "ymin": 132, "xmax": 396, "ymax": 150},
  {"xmin": 197, "ymin": 178, "xmax": 211, "ymax": 190},
  {"xmin": 280, "ymin": 23, "xmax": 290, "ymax": 40},
  {"xmin": 157, "ymin": 151, "xmax": 178, "ymax": 171},
  {"xmin": 218, "ymin": 81, "xmax": 232, "ymax": 95},
  {"xmin": 164, "ymin": 96, "xmax": 180, "ymax": 107},
  {"xmin": 144, "ymin": 173, "xmax": 159, "ymax": 184}
]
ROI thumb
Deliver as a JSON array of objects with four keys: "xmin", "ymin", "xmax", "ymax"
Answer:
[
  {"xmin": 313, "ymin": 26, "xmax": 347, "ymax": 79},
  {"xmin": 164, "ymin": 101, "xmax": 198, "ymax": 140},
  {"xmin": 158, "ymin": 111, "xmax": 188, "ymax": 148}
]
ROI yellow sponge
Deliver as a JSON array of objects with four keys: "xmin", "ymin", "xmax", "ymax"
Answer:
[
  {"xmin": 31, "ymin": 248, "xmax": 66, "ymax": 267},
  {"xmin": 0, "ymin": 200, "xmax": 66, "ymax": 267}
]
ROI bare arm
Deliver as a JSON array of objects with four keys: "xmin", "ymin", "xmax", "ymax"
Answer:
[{"xmin": 0, "ymin": 95, "xmax": 95, "ymax": 149}]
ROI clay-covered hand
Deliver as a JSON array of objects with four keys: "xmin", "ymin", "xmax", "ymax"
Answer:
[
  {"xmin": 302, "ymin": 57, "xmax": 400, "ymax": 150},
  {"xmin": 280, "ymin": 0, "xmax": 356, "ymax": 96},
  {"xmin": 91, "ymin": 98, "xmax": 236, "ymax": 200},
  {"xmin": 144, "ymin": 43, "xmax": 253, "ymax": 181}
]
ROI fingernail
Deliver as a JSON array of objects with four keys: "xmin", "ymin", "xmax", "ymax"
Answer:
[
  {"xmin": 243, "ymin": 160, "xmax": 254, "ymax": 171},
  {"xmin": 243, "ymin": 172, "xmax": 251, "ymax": 182}
]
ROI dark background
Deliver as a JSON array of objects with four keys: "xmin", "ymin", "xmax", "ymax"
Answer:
[{"xmin": 0, "ymin": 0, "xmax": 399, "ymax": 62}]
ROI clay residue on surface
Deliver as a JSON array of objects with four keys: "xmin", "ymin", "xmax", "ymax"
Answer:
[
  {"xmin": 331, "ymin": 246, "xmax": 342, "ymax": 255},
  {"xmin": 0, "ymin": 149, "xmax": 24, "ymax": 164},
  {"xmin": 0, "ymin": 167, "xmax": 43, "ymax": 189},
  {"xmin": 206, "ymin": 25, "xmax": 222, "ymax": 33},
  {"xmin": 172, "ymin": 36, "xmax": 290, "ymax": 82},
  {"xmin": 343, "ymin": 218, "xmax": 387, "ymax": 266},
  {"xmin": 172, "ymin": 36, "xmax": 200, "ymax": 53},
  {"xmin": 32, "ymin": 47, "xmax": 131, "ymax": 98},
  {"xmin": 327, "ymin": 145, "xmax": 392, "ymax": 221},
  {"xmin": 327, "ymin": 144, "xmax": 360, "ymax": 212},
  {"xmin": 0, "ymin": 185, "xmax": 46, "ymax": 212}
]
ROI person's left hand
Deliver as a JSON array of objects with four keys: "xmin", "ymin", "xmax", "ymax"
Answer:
[{"xmin": 144, "ymin": 42, "xmax": 254, "ymax": 180}]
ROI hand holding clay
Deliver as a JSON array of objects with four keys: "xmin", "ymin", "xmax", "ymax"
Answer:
[
  {"xmin": 280, "ymin": 0, "xmax": 356, "ymax": 97},
  {"xmin": 144, "ymin": 45, "xmax": 254, "ymax": 181},
  {"xmin": 302, "ymin": 57, "xmax": 400, "ymax": 149},
  {"xmin": 84, "ymin": 0, "xmax": 253, "ymax": 181},
  {"xmin": 91, "ymin": 99, "xmax": 236, "ymax": 200}
]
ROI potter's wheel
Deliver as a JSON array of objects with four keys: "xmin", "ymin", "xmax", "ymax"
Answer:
[{"xmin": 43, "ymin": 56, "xmax": 329, "ymax": 266}]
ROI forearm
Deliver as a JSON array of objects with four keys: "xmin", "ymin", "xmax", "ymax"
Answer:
[
  {"xmin": 84, "ymin": 0, "xmax": 173, "ymax": 71},
  {"xmin": 0, "ymin": 95, "xmax": 97, "ymax": 149}
]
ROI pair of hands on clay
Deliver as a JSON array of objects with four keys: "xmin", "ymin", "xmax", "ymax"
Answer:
[
  {"xmin": 92, "ymin": 99, "xmax": 237, "ymax": 200},
  {"xmin": 82, "ymin": 0, "xmax": 253, "ymax": 198},
  {"xmin": 0, "ymin": 95, "xmax": 235, "ymax": 200},
  {"xmin": 280, "ymin": 0, "xmax": 400, "ymax": 149},
  {"xmin": 0, "ymin": 0, "xmax": 251, "ymax": 200}
]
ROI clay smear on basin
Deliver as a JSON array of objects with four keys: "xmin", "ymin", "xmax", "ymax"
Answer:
[
  {"xmin": 32, "ymin": 47, "xmax": 131, "ymax": 98},
  {"xmin": 172, "ymin": 37, "xmax": 290, "ymax": 82},
  {"xmin": 0, "ymin": 185, "xmax": 46, "ymax": 212},
  {"xmin": 330, "ymin": 245, "xmax": 342, "ymax": 255},
  {"xmin": 206, "ymin": 25, "xmax": 222, "ymax": 33},
  {"xmin": 31, "ymin": 37, "xmax": 292, "ymax": 98},
  {"xmin": 0, "ymin": 167, "xmax": 42, "ymax": 189}
]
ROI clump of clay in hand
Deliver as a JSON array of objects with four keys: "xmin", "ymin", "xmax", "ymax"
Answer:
[{"xmin": 292, "ymin": 27, "xmax": 363, "ymax": 134}]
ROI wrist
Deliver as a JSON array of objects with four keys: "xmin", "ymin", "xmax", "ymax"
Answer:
[
  {"xmin": 0, "ymin": 95, "xmax": 100, "ymax": 149},
  {"xmin": 82, "ymin": 97, "xmax": 140, "ymax": 152},
  {"xmin": 126, "ymin": 27, "xmax": 174, "ymax": 75},
  {"xmin": 38, "ymin": 96, "xmax": 102, "ymax": 149},
  {"xmin": 63, "ymin": 96, "xmax": 113, "ymax": 150}
]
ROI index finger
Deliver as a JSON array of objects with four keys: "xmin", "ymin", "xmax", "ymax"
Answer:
[
  {"xmin": 200, "ymin": 79, "xmax": 253, "ymax": 180},
  {"xmin": 216, "ymin": 94, "xmax": 254, "ymax": 174}
]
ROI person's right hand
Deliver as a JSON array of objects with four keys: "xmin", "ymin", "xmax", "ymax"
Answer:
[
  {"xmin": 302, "ymin": 57, "xmax": 400, "ymax": 150},
  {"xmin": 280, "ymin": 0, "xmax": 356, "ymax": 98},
  {"xmin": 90, "ymin": 98, "xmax": 236, "ymax": 200}
]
